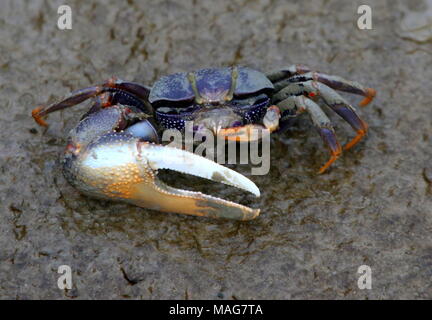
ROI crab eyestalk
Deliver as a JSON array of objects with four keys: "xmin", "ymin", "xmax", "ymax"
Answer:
[{"xmin": 63, "ymin": 132, "xmax": 260, "ymax": 220}]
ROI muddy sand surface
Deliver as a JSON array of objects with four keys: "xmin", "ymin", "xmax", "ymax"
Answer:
[{"xmin": 0, "ymin": 0, "xmax": 431, "ymax": 299}]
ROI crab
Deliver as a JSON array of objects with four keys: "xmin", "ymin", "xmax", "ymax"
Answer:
[{"xmin": 32, "ymin": 65, "xmax": 375, "ymax": 220}]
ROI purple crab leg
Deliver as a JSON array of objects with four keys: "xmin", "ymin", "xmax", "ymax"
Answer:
[
  {"xmin": 276, "ymin": 96, "xmax": 342, "ymax": 173},
  {"xmin": 268, "ymin": 65, "xmax": 376, "ymax": 106},
  {"xmin": 32, "ymin": 77, "xmax": 151, "ymax": 126},
  {"xmin": 273, "ymin": 80, "xmax": 368, "ymax": 151},
  {"xmin": 266, "ymin": 64, "xmax": 312, "ymax": 82}
]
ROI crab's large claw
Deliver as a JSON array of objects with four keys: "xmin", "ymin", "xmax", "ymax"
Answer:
[{"xmin": 63, "ymin": 132, "xmax": 260, "ymax": 220}]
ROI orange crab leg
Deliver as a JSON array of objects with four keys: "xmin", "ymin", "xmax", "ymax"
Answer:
[
  {"xmin": 359, "ymin": 88, "xmax": 377, "ymax": 107},
  {"xmin": 31, "ymin": 78, "xmax": 152, "ymax": 127},
  {"xmin": 269, "ymin": 66, "xmax": 377, "ymax": 108},
  {"xmin": 318, "ymin": 142, "xmax": 342, "ymax": 174},
  {"xmin": 344, "ymin": 121, "xmax": 369, "ymax": 151},
  {"xmin": 32, "ymin": 106, "xmax": 49, "ymax": 127}
]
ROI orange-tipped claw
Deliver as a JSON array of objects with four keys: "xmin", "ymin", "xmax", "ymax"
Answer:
[
  {"xmin": 359, "ymin": 88, "xmax": 376, "ymax": 107},
  {"xmin": 318, "ymin": 146, "xmax": 342, "ymax": 174},
  {"xmin": 32, "ymin": 106, "xmax": 48, "ymax": 127},
  {"xmin": 218, "ymin": 124, "xmax": 271, "ymax": 142},
  {"xmin": 344, "ymin": 128, "xmax": 367, "ymax": 151},
  {"xmin": 344, "ymin": 119, "xmax": 368, "ymax": 151}
]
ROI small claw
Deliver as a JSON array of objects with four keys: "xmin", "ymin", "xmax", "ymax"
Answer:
[
  {"xmin": 343, "ymin": 118, "xmax": 368, "ymax": 151},
  {"xmin": 359, "ymin": 88, "xmax": 376, "ymax": 107},
  {"xmin": 217, "ymin": 124, "xmax": 271, "ymax": 142},
  {"xmin": 263, "ymin": 105, "xmax": 281, "ymax": 132}
]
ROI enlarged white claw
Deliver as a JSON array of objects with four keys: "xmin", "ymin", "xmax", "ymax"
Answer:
[
  {"xmin": 66, "ymin": 132, "xmax": 260, "ymax": 220},
  {"xmin": 138, "ymin": 143, "xmax": 260, "ymax": 197}
]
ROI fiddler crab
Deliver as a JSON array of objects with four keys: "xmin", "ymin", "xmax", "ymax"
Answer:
[{"xmin": 32, "ymin": 65, "xmax": 375, "ymax": 220}]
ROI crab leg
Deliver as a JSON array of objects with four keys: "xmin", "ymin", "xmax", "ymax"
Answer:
[
  {"xmin": 273, "ymin": 80, "xmax": 368, "ymax": 151},
  {"xmin": 32, "ymin": 78, "xmax": 152, "ymax": 126},
  {"xmin": 276, "ymin": 96, "xmax": 342, "ymax": 173},
  {"xmin": 267, "ymin": 65, "xmax": 376, "ymax": 106},
  {"xmin": 32, "ymin": 86, "xmax": 101, "ymax": 126}
]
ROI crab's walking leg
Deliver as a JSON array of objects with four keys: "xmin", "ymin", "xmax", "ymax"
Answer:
[
  {"xmin": 274, "ymin": 81, "xmax": 368, "ymax": 151},
  {"xmin": 266, "ymin": 64, "xmax": 312, "ymax": 82},
  {"xmin": 32, "ymin": 86, "xmax": 102, "ymax": 126},
  {"xmin": 267, "ymin": 65, "xmax": 376, "ymax": 106},
  {"xmin": 32, "ymin": 77, "xmax": 152, "ymax": 126},
  {"xmin": 276, "ymin": 96, "xmax": 342, "ymax": 173}
]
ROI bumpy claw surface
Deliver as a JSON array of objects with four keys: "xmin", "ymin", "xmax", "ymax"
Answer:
[{"xmin": 63, "ymin": 132, "xmax": 260, "ymax": 220}]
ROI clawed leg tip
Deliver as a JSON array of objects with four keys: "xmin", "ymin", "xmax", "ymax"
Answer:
[
  {"xmin": 318, "ymin": 150, "xmax": 342, "ymax": 174},
  {"xmin": 317, "ymin": 168, "xmax": 328, "ymax": 175},
  {"xmin": 343, "ymin": 143, "xmax": 354, "ymax": 151},
  {"xmin": 343, "ymin": 127, "xmax": 368, "ymax": 151},
  {"xmin": 318, "ymin": 163, "xmax": 334, "ymax": 174},
  {"xmin": 359, "ymin": 88, "xmax": 376, "ymax": 107},
  {"xmin": 31, "ymin": 106, "xmax": 48, "ymax": 127}
]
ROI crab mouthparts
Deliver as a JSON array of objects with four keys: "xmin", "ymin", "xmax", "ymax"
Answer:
[{"xmin": 134, "ymin": 142, "xmax": 260, "ymax": 220}]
